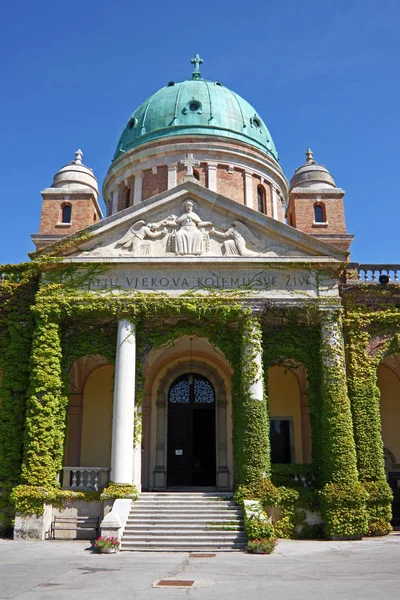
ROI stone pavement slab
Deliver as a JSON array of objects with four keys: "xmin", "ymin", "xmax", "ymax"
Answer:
[{"xmin": 1, "ymin": 534, "xmax": 400, "ymax": 599}]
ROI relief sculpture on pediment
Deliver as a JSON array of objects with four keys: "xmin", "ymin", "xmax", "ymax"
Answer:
[
  {"xmin": 210, "ymin": 221, "xmax": 261, "ymax": 256},
  {"xmin": 77, "ymin": 199, "xmax": 309, "ymax": 259},
  {"xmin": 162, "ymin": 200, "xmax": 212, "ymax": 256},
  {"xmin": 115, "ymin": 220, "xmax": 168, "ymax": 256}
]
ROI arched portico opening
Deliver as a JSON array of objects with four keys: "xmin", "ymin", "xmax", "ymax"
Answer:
[
  {"xmin": 142, "ymin": 335, "xmax": 232, "ymax": 491},
  {"xmin": 64, "ymin": 355, "xmax": 114, "ymax": 489}
]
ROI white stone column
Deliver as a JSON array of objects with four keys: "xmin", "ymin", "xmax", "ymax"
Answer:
[
  {"xmin": 111, "ymin": 320, "xmax": 136, "ymax": 484},
  {"xmin": 167, "ymin": 163, "xmax": 177, "ymax": 189},
  {"xmin": 207, "ymin": 162, "xmax": 218, "ymax": 192},
  {"xmin": 244, "ymin": 327, "xmax": 264, "ymax": 402},
  {"xmin": 111, "ymin": 189, "xmax": 119, "ymax": 215},
  {"xmin": 244, "ymin": 171, "xmax": 253, "ymax": 208},
  {"xmin": 133, "ymin": 171, "xmax": 143, "ymax": 205},
  {"xmin": 271, "ymin": 186, "xmax": 278, "ymax": 220}
]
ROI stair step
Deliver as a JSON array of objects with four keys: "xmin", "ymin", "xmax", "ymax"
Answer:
[
  {"xmin": 121, "ymin": 542, "xmax": 245, "ymax": 551},
  {"xmin": 121, "ymin": 492, "xmax": 245, "ymax": 552},
  {"xmin": 124, "ymin": 530, "xmax": 246, "ymax": 536}
]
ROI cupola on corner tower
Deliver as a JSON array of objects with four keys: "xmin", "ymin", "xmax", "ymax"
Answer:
[{"xmin": 102, "ymin": 54, "xmax": 288, "ymax": 221}]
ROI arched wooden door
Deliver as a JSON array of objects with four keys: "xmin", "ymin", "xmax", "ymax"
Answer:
[{"xmin": 167, "ymin": 373, "xmax": 216, "ymax": 487}]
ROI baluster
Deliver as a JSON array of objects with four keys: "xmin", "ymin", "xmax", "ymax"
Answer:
[
  {"xmin": 78, "ymin": 469, "xmax": 85, "ymax": 488},
  {"xmin": 94, "ymin": 471, "xmax": 99, "ymax": 491},
  {"xmin": 357, "ymin": 269, "xmax": 362, "ymax": 282},
  {"xmin": 394, "ymin": 270, "xmax": 399, "ymax": 282},
  {"xmin": 364, "ymin": 270, "xmax": 368, "ymax": 282},
  {"xmin": 371, "ymin": 270, "xmax": 377, "ymax": 282},
  {"xmin": 71, "ymin": 469, "xmax": 78, "ymax": 488}
]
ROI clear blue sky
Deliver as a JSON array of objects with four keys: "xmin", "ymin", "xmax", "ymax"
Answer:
[{"xmin": 1, "ymin": 0, "xmax": 398, "ymax": 264}]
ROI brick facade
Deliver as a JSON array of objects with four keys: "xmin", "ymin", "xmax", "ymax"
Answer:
[
  {"xmin": 288, "ymin": 193, "xmax": 347, "ymax": 234},
  {"xmin": 39, "ymin": 194, "xmax": 100, "ymax": 236},
  {"xmin": 142, "ymin": 166, "xmax": 168, "ymax": 201},
  {"xmin": 217, "ymin": 166, "xmax": 245, "ymax": 204}
]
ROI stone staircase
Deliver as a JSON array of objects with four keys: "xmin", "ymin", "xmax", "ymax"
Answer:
[{"xmin": 121, "ymin": 492, "xmax": 246, "ymax": 551}]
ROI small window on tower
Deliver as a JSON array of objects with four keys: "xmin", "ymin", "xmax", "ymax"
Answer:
[
  {"xmin": 193, "ymin": 170, "xmax": 200, "ymax": 181},
  {"xmin": 62, "ymin": 204, "xmax": 72, "ymax": 224},
  {"xmin": 314, "ymin": 204, "xmax": 325, "ymax": 223},
  {"xmin": 257, "ymin": 185, "xmax": 266, "ymax": 214}
]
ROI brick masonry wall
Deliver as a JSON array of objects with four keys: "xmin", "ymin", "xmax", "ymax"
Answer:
[
  {"xmin": 39, "ymin": 196, "xmax": 99, "ymax": 235},
  {"xmin": 142, "ymin": 166, "xmax": 168, "ymax": 201},
  {"xmin": 289, "ymin": 195, "xmax": 347, "ymax": 234},
  {"xmin": 217, "ymin": 166, "xmax": 245, "ymax": 204}
]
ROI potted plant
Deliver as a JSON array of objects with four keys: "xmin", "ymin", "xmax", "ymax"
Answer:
[
  {"xmin": 95, "ymin": 535, "xmax": 120, "ymax": 554},
  {"xmin": 246, "ymin": 538, "xmax": 277, "ymax": 555}
]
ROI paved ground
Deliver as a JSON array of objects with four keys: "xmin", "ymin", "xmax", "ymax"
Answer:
[{"xmin": 1, "ymin": 534, "xmax": 400, "ymax": 599}]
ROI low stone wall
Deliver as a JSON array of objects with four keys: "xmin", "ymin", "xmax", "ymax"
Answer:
[
  {"xmin": 14, "ymin": 501, "xmax": 104, "ymax": 541},
  {"xmin": 14, "ymin": 504, "xmax": 53, "ymax": 541},
  {"xmin": 52, "ymin": 500, "xmax": 104, "ymax": 540}
]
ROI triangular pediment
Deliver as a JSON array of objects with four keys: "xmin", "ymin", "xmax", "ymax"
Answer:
[{"xmin": 42, "ymin": 182, "xmax": 347, "ymax": 263}]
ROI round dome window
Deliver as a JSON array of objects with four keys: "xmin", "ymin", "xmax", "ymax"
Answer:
[{"xmin": 189, "ymin": 101, "xmax": 201, "ymax": 112}]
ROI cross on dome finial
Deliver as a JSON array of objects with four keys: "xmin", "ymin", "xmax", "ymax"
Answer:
[
  {"xmin": 74, "ymin": 149, "xmax": 83, "ymax": 165},
  {"xmin": 191, "ymin": 53, "xmax": 203, "ymax": 80},
  {"xmin": 306, "ymin": 148, "xmax": 315, "ymax": 164}
]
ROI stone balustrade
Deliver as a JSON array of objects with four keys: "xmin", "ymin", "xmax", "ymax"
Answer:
[
  {"xmin": 346, "ymin": 263, "xmax": 400, "ymax": 284},
  {"xmin": 62, "ymin": 467, "xmax": 110, "ymax": 491}
]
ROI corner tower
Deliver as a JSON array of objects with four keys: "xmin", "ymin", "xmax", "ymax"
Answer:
[
  {"xmin": 102, "ymin": 54, "xmax": 288, "ymax": 222},
  {"xmin": 32, "ymin": 150, "xmax": 103, "ymax": 250},
  {"xmin": 287, "ymin": 150, "xmax": 354, "ymax": 252}
]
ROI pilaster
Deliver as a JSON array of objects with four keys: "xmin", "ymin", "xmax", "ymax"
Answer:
[
  {"xmin": 167, "ymin": 163, "xmax": 177, "ymax": 189},
  {"xmin": 207, "ymin": 162, "xmax": 218, "ymax": 192},
  {"xmin": 133, "ymin": 171, "xmax": 143, "ymax": 205},
  {"xmin": 244, "ymin": 171, "xmax": 253, "ymax": 208}
]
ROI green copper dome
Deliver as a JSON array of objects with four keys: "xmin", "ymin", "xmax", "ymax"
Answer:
[{"xmin": 114, "ymin": 55, "xmax": 278, "ymax": 162}]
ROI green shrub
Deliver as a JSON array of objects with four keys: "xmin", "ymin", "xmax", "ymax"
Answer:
[
  {"xmin": 320, "ymin": 482, "xmax": 368, "ymax": 538},
  {"xmin": 100, "ymin": 482, "xmax": 138, "ymax": 500},
  {"xmin": 363, "ymin": 480, "xmax": 392, "ymax": 536}
]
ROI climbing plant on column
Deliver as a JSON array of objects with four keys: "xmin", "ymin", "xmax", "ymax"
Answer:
[
  {"xmin": 233, "ymin": 316, "xmax": 270, "ymax": 485},
  {"xmin": 344, "ymin": 302, "xmax": 398, "ymax": 536}
]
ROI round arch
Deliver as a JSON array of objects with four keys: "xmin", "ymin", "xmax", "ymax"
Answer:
[{"xmin": 147, "ymin": 359, "xmax": 230, "ymax": 491}]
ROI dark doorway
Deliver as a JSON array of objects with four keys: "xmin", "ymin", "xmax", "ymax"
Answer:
[
  {"xmin": 167, "ymin": 373, "xmax": 216, "ymax": 487},
  {"xmin": 270, "ymin": 419, "xmax": 292, "ymax": 464}
]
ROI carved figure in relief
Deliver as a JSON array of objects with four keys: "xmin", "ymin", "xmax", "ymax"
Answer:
[
  {"xmin": 116, "ymin": 221, "xmax": 167, "ymax": 256},
  {"xmin": 211, "ymin": 220, "xmax": 261, "ymax": 256},
  {"xmin": 162, "ymin": 201, "xmax": 212, "ymax": 255}
]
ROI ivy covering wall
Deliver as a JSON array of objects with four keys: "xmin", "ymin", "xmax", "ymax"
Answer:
[{"xmin": 0, "ymin": 263, "xmax": 396, "ymax": 539}]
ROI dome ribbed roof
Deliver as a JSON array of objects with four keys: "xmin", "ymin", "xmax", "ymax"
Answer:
[{"xmin": 114, "ymin": 57, "xmax": 278, "ymax": 162}]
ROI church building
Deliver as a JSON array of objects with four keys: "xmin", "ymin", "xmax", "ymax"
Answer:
[{"xmin": 0, "ymin": 55, "xmax": 399, "ymax": 547}]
